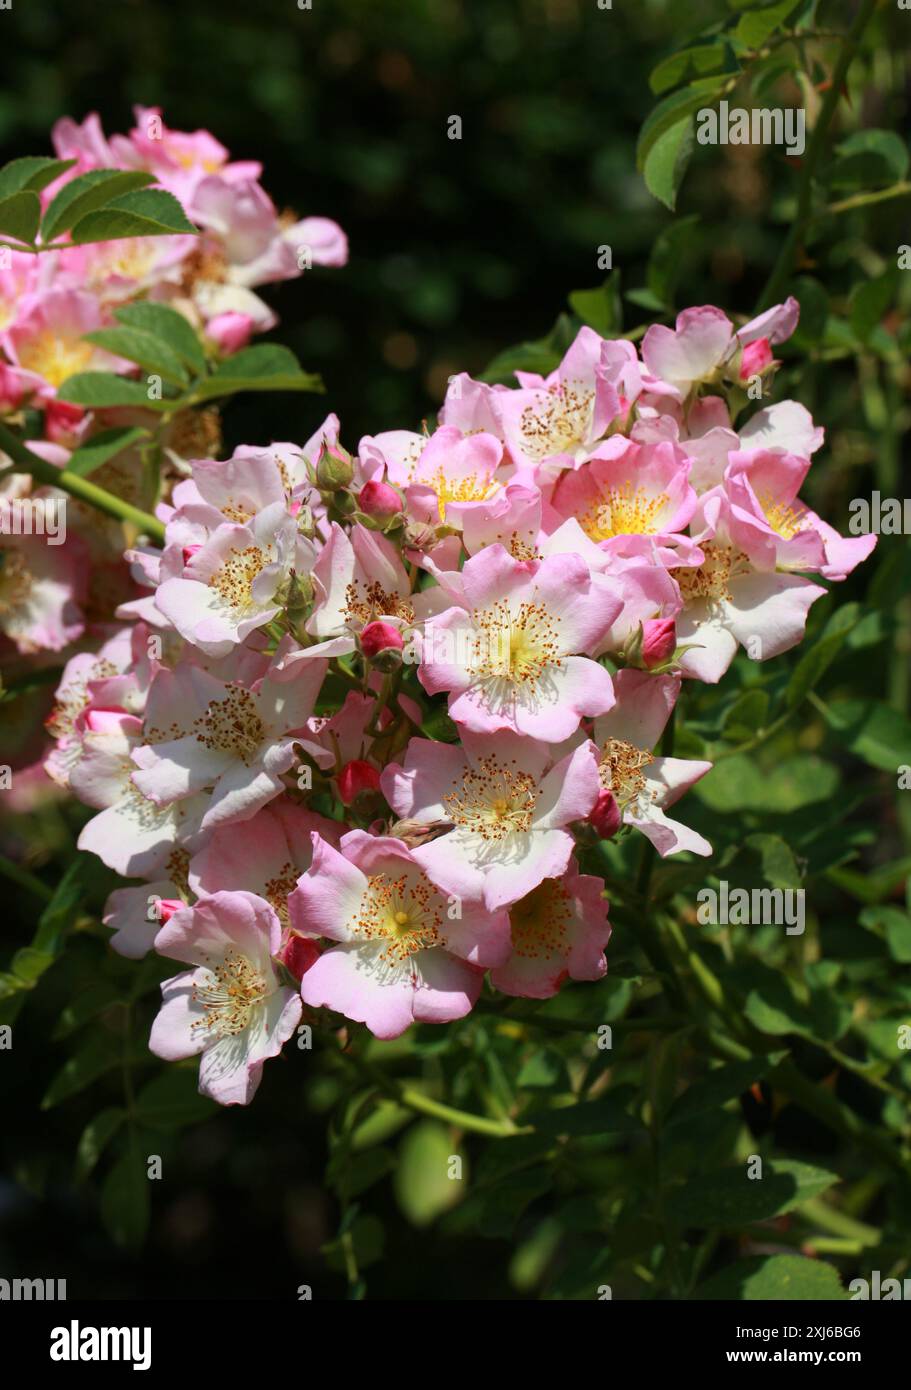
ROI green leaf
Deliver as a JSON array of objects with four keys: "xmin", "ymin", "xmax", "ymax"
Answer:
[
  {"xmin": 516, "ymin": 1047, "xmax": 571, "ymax": 1090},
  {"xmin": 66, "ymin": 426, "xmax": 151, "ymax": 478},
  {"xmin": 667, "ymin": 1053, "xmax": 786, "ymax": 1126},
  {"xmin": 829, "ymin": 129, "xmax": 909, "ymax": 191},
  {"xmin": 786, "ymin": 602, "xmax": 859, "ymax": 709},
  {"xmin": 646, "ymin": 214, "xmax": 701, "ymax": 309},
  {"xmin": 34, "ymin": 853, "xmax": 94, "ymax": 954},
  {"xmin": 643, "ymin": 116, "xmax": 697, "ymax": 210},
  {"xmin": 636, "ymin": 79, "xmax": 724, "ymax": 175},
  {"xmin": 83, "ymin": 327, "xmax": 190, "ymax": 386},
  {"xmin": 40, "ymin": 169, "xmax": 155, "ymax": 243},
  {"xmin": 696, "ymin": 1254, "xmax": 846, "ymax": 1300},
  {"xmin": 75, "ymin": 1108, "xmax": 125, "ymax": 1182},
  {"xmin": 42, "ymin": 1029, "xmax": 120, "ymax": 1108},
  {"xmin": 0, "ymin": 156, "xmax": 76, "ymax": 200},
  {"xmin": 850, "ymin": 271, "xmax": 899, "ymax": 345},
  {"xmin": 69, "ymin": 188, "xmax": 196, "ymax": 243},
  {"xmin": 56, "ymin": 372, "xmax": 172, "ymax": 410},
  {"xmin": 568, "ymin": 273, "xmax": 622, "ymax": 335},
  {"xmin": 394, "ymin": 1120, "xmax": 464, "ymax": 1226},
  {"xmin": 192, "ymin": 344, "xmax": 323, "ymax": 401},
  {"xmin": 114, "ymin": 301, "xmax": 206, "ymax": 373},
  {"xmin": 0, "ymin": 190, "xmax": 41, "ymax": 245},
  {"xmin": 9, "ymin": 947, "xmax": 55, "ymax": 989},
  {"xmin": 329, "ymin": 1147, "xmax": 396, "ymax": 1202},
  {"xmin": 735, "ymin": 0, "xmax": 803, "ymax": 47},
  {"xmin": 525, "ymin": 1086, "xmax": 641, "ymax": 1136},
  {"xmin": 788, "ymin": 275, "xmax": 828, "ymax": 346},
  {"xmin": 101, "ymin": 1142, "xmax": 151, "ymax": 1251},
  {"xmin": 672, "ymin": 1160, "xmax": 839, "ymax": 1228},
  {"xmin": 820, "ymin": 698, "xmax": 911, "ymax": 771},
  {"xmin": 650, "ymin": 42, "xmax": 737, "ymax": 96},
  {"xmin": 135, "ymin": 1068, "xmax": 217, "ymax": 1129},
  {"xmin": 721, "ymin": 688, "xmax": 770, "ymax": 739},
  {"xmin": 859, "ymin": 906, "xmax": 911, "ymax": 963},
  {"xmin": 480, "ymin": 313, "xmax": 575, "ymax": 385}
]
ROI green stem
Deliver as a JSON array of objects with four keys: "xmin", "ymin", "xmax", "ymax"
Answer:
[
  {"xmin": 821, "ymin": 180, "xmax": 911, "ymax": 217},
  {"xmin": 335, "ymin": 1043, "xmax": 524, "ymax": 1138},
  {"xmin": 757, "ymin": 0, "xmax": 880, "ymax": 309},
  {"xmin": 0, "ymin": 854, "xmax": 54, "ymax": 902},
  {"xmin": 0, "ymin": 422, "xmax": 165, "ymax": 543}
]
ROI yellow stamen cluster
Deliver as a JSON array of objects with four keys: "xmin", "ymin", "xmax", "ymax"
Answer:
[
  {"xmin": 209, "ymin": 546, "xmax": 269, "ymax": 613},
  {"xmin": 759, "ymin": 493, "xmax": 809, "ymax": 541},
  {"xmin": 471, "ymin": 599, "xmax": 562, "ymax": 692},
  {"xmin": 193, "ymin": 689, "xmax": 265, "ymax": 764},
  {"xmin": 675, "ymin": 542, "xmax": 747, "ymax": 602},
  {"xmin": 191, "ymin": 949, "xmax": 269, "ymax": 1038},
  {"xmin": 519, "ymin": 379, "xmax": 593, "ymax": 460},
  {"xmin": 16, "ymin": 333, "xmax": 94, "ymax": 390},
  {"xmin": 420, "ymin": 467, "xmax": 500, "ymax": 523},
  {"xmin": 509, "ymin": 879, "xmax": 573, "ymax": 959},
  {"xmin": 264, "ymin": 862, "xmax": 298, "ymax": 929},
  {"xmin": 599, "ymin": 737, "xmax": 654, "ymax": 807},
  {"xmin": 578, "ymin": 482, "xmax": 668, "ymax": 541},
  {"xmin": 344, "ymin": 580, "xmax": 414, "ymax": 626},
  {"xmin": 445, "ymin": 756, "xmax": 538, "ymax": 840},
  {"xmin": 353, "ymin": 871, "xmax": 445, "ymax": 974}
]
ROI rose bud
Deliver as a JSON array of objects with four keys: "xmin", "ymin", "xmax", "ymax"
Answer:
[
  {"xmin": 278, "ymin": 932, "xmax": 320, "ymax": 981},
  {"xmin": 739, "ymin": 336, "xmax": 773, "ymax": 381},
  {"xmin": 315, "ymin": 439, "xmax": 354, "ymax": 490},
  {"xmin": 154, "ymin": 898, "xmax": 184, "ymax": 926},
  {"xmin": 641, "ymin": 617, "xmax": 677, "ymax": 670},
  {"xmin": 590, "ymin": 789, "xmax": 621, "ymax": 840},
  {"xmin": 207, "ymin": 311, "xmax": 254, "ymax": 355},
  {"xmin": 358, "ymin": 479, "xmax": 404, "ymax": 525},
  {"xmin": 360, "ymin": 619, "xmax": 405, "ymax": 671},
  {"xmin": 44, "ymin": 399, "xmax": 86, "ymax": 446},
  {"xmin": 337, "ymin": 758, "xmax": 382, "ymax": 805}
]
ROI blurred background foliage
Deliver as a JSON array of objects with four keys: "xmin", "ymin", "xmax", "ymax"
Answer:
[{"xmin": 2, "ymin": 0, "xmax": 911, "ymax": 1301}]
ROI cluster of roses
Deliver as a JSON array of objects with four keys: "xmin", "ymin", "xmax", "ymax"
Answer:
[{"xmin": 13, "ymin": 274, "xmax": 876, "ymax": 1103}]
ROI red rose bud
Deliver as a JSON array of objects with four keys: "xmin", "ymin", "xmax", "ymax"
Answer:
[
  {"xmin": 315, "ymin": 438, "xmax": 354, "ymax": 490},
  {"xmin": 278, "ymin": 932, "xmax": 320, "ymax": 981},
  {"xmin": 155, "ymin": 898, "xmax": 183, "ymax": 925},
  {"xmin": 641, "ymin": 617, "xmax": 677, "ymax": 670},
  {"xmin": 590, "ymin": 789, "xmax": 621, "ymax": 840},
  {"xmin": 360, "ymin": 619, "xmax": 405, "ymax": 670},
  {"xmin": 337, "ymin": 758, "xmax": 383, "ymax": 805},
  {"xmin": 358, "ymin": 479, "xmax": 404, "ymax": 525},
  {"xmin": 45, "ymin": 399, "xmax": 86, "ymax": 445},
  {"xmin": 739, "ymin": 336, "xmax": 773, "ymax": 381}
]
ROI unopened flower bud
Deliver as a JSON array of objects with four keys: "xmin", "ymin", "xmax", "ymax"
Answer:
[
  {"xmin": 155, "ymin": 898, "xmax": 184, "ymax": 925},
  {"xmin": 44, "ymin": 399, "xmax": 86, "ymax": 446},
  {"xmin": 360, "ymin": 620, "xmax": 404, "ymax": 671},
  {"xmin": 641, "ymin": 617, "xmax": 677, "ymax": 670},
  {"xmin": 337, "ymin": 759, "xmax": 383, "ymax": 806},
  {"xmin": 590, "ymin": 789, "xmax": 621, "ymax": 840},
  {"xmin": 739, "ymin": 337, "xmax": 773, "ymax": 381},
  {"xmin": 315, "ymin": 439, "xmax": 354, "ymax": 490},
  {"xmin": 207, "ymin": 311, "xmax": 254, "ymax": 355},
  {"xmin": 278, "ymin": 932, "xmax": 320, "ymax": 981},
  {"xmin": 358, "ymin": 480, "xmax": 404, "ymax": 525}
]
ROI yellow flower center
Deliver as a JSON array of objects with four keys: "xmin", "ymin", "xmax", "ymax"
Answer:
[
  {"xmin": 578, "ymin": 481, "xmax": 669, "ymax": 541},
  {"xmin": 17, "ymin": 332, "xmax": 94, "ymax": 389},
  {"xmin": 445, "ymin": 756, "xmax": 538, "ymax": 840}
]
